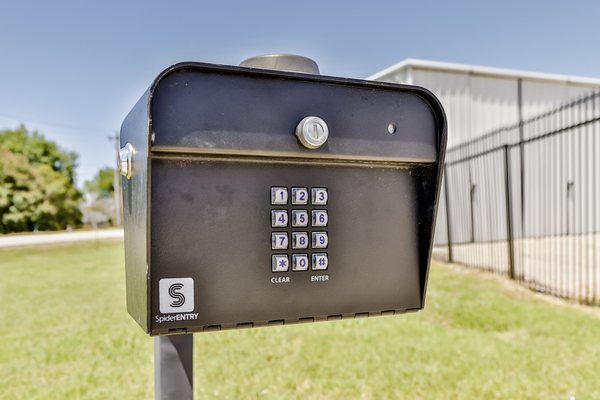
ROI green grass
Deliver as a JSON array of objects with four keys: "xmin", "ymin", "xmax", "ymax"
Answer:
[{"xmin": 1, "ymin": 241, "xmax": 599, "ymax": 399}]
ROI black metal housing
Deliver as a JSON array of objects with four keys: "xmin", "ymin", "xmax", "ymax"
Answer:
[{"xmin": 120, "ymin": 62, "xmax": 447, "ymax": 335}]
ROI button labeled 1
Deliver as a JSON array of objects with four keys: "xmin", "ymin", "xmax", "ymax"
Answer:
[{"xmin": 271, "ymin": 187, "xmax": 288, "ymax": 205}]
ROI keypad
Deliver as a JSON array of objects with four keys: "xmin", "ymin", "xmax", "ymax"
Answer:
[{"xmin": 270, "ymin": 186, "xmax": 328, "ymax": 272}]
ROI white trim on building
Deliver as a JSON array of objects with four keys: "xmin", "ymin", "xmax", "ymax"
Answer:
[{"xmin": 368, "ymin": 58, "xmax": 600, "ymax": 87}]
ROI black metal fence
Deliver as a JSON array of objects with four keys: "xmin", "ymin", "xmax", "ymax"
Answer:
[{"xmin": 433, "ymin": 91, "xmax": 600, "ymax": 305}]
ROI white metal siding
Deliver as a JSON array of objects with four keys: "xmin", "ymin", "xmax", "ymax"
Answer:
[{"xmin": 376, "ymin": 66, "xmax": 600, "ymax": 148}]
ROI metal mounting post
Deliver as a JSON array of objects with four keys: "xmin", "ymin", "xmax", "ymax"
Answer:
[{"xmin": 155, "ymin": 334, "xmax": 193, "ymax": 400}]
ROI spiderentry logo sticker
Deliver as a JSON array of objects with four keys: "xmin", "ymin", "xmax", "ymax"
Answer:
[{"xmin": 159, "ymin": 278, "xmax": 194, "ymax": 314}]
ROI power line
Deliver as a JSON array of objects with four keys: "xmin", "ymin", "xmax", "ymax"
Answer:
[{"xmin": 0, "ymin": 112, "xmax": 114, "ymax": 134}]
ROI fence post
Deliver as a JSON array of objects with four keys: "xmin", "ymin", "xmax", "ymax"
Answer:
[
  {"xmin": 443, "ymin": 165, "xmax": 453, "ymax": 263},
  {"xmin": 503, "ymin": 145, "xmax": 515, "ymax": 279}
]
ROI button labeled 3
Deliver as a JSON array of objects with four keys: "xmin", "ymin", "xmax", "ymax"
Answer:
[{"xmin": 311, "ymin": 188, "xmax": 328, "ymax": 205}]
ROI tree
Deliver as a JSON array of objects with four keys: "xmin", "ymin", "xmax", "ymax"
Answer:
[
  {"xmin": 82, "ymin": 167, "xmax": 119, "ymax": 227},
  {"xmin": 0, "ymin": 126, "xmax": 83, "ymax": 233},
  {"xmin": 84, "ymin": 167, "xmax": 116, "ymax": 200}
]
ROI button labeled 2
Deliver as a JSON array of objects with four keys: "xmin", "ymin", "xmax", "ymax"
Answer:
[{"xmin": 291, "ymin": 187, "xmax": 309, "ymax": 205}]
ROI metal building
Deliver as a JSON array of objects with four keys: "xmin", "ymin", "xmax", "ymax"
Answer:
[
  {"xmin": 368, "ymin": 60, "xmax": 600, "ymax": 305},
  {"xmin": 368, "ymin": 59, "xmax": 600, "ymax": 147}
]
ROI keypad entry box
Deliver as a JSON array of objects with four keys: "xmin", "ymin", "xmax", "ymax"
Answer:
[{"xmin": 120, "ymin": 62, "xmax": 447, "ymax": 336}]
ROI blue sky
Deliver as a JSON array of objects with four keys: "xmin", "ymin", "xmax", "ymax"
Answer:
[{"xmin": 1, "ymin": 0, "xmax": 599, "ymax": 185}]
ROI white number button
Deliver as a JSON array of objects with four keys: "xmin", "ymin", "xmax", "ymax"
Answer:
[
  {"xmin": 271, "ymin": 187, "xmax": 288, "ymax": 205},
  {"xmin": 271, "ymin": 210, "xmax": 288, "ymax": 227},
  {"xmin": 271, "ymin": 232, "xmax": 289, "ymax": 250},
  {"xmin": 291, "ymin": 187, "xmax": 309, "ymax": 205},
  {"xmin": 292, "ymin": 254, "xmax": 309, "ymax": 271},
  {"xmin": 311, "ymin": 188, "xmax": 328, "ymax": 205},
  {"xmin": 272, "ymin": 255, "xmax": 289, "ymax": 272},
  {"xmin": 292, "ymin": 232, "xmax": 309, "ymax": 249},
  {"xmin": 312, "ymin": 253, "xmax": 328, "ymax": 271},
  {"xmin": 312, "ymin": 232, "xmax": 328, "ymax": 249},
  {"xmin": 311, "ymin": 210, "xmax": 328, "ymax": 227},
  {"xmin": 292, "ymin": 210, "xmax": 309, "ymax": 227}
]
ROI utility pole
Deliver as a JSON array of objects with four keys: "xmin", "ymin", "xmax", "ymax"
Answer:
[{"xmin": 108, "ymin": 134, "xmax": 122, "ymax": 227}]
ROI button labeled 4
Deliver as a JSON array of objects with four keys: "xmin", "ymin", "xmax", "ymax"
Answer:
[{"xmin": 271, "ymin": 210, "xmax": 289, "ymax": 227}]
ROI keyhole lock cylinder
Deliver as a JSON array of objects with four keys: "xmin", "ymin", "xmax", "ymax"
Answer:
[{"xmin": 296, "ymin": 116, "xmax": 329, "ymax": 149}]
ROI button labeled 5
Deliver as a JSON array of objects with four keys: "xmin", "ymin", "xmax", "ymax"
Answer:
[{"xmin": 292, "ymin": 210, "xmax": 309, "ymax": 227}]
